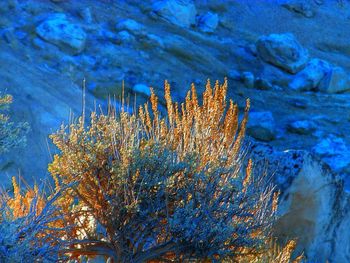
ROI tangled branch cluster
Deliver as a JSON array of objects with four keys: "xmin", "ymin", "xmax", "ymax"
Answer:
[{"xmin": 0, "ymin": 80, "xmax": 302, "ymax": 262}]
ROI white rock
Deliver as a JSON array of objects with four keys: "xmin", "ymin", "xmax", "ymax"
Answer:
[
  {"xmin": 289, "ymin": 58, "xmax": 331, "ymax": 91},
  {"xmin": 152, "ymin": 0, "xmax": 197, "ymax": 28},
  {"xmin": 115, "ymin": 19, "xmax": 144, "ymax": 35},
  {"xmin": 256, "ymin": 33, "xmax": 309, "ymax": 74},
  {"xmin": 133, "ymin": 83, "xmax": 151, "ymax": 96},
  {"xmin": 36, "ymin": 13, "xmax": 87, "ymax": 54}
]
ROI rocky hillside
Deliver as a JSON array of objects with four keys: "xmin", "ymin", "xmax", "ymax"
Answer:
[{"xmin": 1, "ymin": 0, "xmax": 350, "ymax": 261}]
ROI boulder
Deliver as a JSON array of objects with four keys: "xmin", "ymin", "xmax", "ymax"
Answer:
[
  {"xmin": 36, "ymin": 13, "xmax": 87, "ymax": 54},
  {"xmin": 254, "ymin": 77, "xmax": 273, "ymax": 90},
  {"xmin": 259, "ymin": 62, "xmax": 293, "ymax": 88},
  {"xmin": 115, "ymin": 18, "xmax": 144, "ymax": 35},
  {"xmin": 241, "ymin": 71, "xmax": 254, "ymax": 88},
  {"xmin": 256, "ymin": 33, "xmax": 309, "ymax": 74},
  {"xmin": 287, "ymin": 119, "xmax": 317, "ymax": 135},
  {"xmin": 196, "ymin": 11, "xmax": 219, "ymax": 33},
  {"xmin": 318, "ymin": 67, "xmax": 350, "ymax": 94},
  {"xmin": 250, "ymin": 143, "xmax": 340, "ymax": 262},
  {"xmin": 313, "ymin": 134, "xmax": 350, "ymax": 171},
  {"xmin": 273, "ymin": 152, "xmax": 337, "ymax": 261},
  {"xmin": 116, "ymin": 30, "xmax": 135, "ymax": 44},
  {"xmin": 289, "ymin": 58, "xmax": 331, "ymax": 91},
  {"xmin": 247, "ymin": 111, "xmax": 276, "ymax": 141},
  {"xmin": 152, "ymin": 0, "xmax": 197, "ymax": 28}
]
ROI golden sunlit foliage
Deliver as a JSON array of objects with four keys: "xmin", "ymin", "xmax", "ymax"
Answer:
[
  {"xmin": 0, "ymin": 80, "xmax": 301, "ymax": 262},
  {"xmin": 0, "ymin": 93, "xmax": 29, "ymax": 154},
  {"xmin": 47, "ymin": 79, "xmax": 287, "ymax": 262}
]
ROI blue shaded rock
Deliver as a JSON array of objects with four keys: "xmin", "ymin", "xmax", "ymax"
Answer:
[
  {"xmin": 228, "ymin": 69, "xmax": 241, "ymax": 81},
  {"xmin": 115, "ymin": 18, "xmax": 144, "ymax": 35},
  {"xmin": 78, "ymin": 7, "xmax": 93, "ymax": 23},
  {"xmin": 318, "ymin": 67, "xmax": 350, "ymax": 94},
  {"xmin": 116, "ymin": 30, "xmax": 135, "ymax": 44},
  {"xmin": 152, "ymin": 0, "xmax": 197, "ymax": 28},
  {"xmin": 140, "ymin": 33, "xmax": 164, "ymax": 48},
  {"xmin": 256, "ymin": 33, "xmax": 309, "ymax": 74},
  {"xmin": 242, "ymin": 71, "xmax": 254, "ymax": 88},
  {"xmin": 36, "ymin": 13, "xmax": 87, "ymax": 54},
  {"xmin": 196, "ymin": 11, "xmax": 218, "ymax": 33},
  {"xmin": 287, "ymin": 120, "xmax": 316, "ymax": 135},
  {"xmin": 247, "ymin": 111, "xmax": 276, "ymax": 141},
  {"xmin": 289, "ymin": 58, "xmax": 331, "ymax": 91},
  {"xmin": 260, "ymin": 62, "xmax": 293, "ymax": 87},
  {"xmin": 254, "ymin": 77, "xmax": 273, "ymax": 90},
  {"xmin": 2, "ymin": 28, "xmax": 15, "ymax": 44},
  {"xmin": 133, "ymin": 83, "xmax": 151, "ymax": 96},
  {"xmin": 313, "ymin": 134, "xmax": 350, "ymax": 171}
]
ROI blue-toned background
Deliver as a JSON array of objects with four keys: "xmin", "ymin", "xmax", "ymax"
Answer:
[{"xmin": 1, "ymin": 0, "xmax": 350, "ymax": 261}]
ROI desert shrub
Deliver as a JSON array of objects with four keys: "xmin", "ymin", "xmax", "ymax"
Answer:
[
  {"xmin": 0, "ymin": 94, "xmax": 29, "ymax": 154},
  {"xmin": 0, "ymin": 178, "xmax": 66, "ymax": 262},
  {"xmin": 234, "ymin": 239, "xmax": 303, "ymax": 263},
  {"xmin": 49, "ymin": 79, "xmax": 281, "ymax": 262}
]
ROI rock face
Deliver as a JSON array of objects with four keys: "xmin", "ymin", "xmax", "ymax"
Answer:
[
  {"xmin": 273, "ymin": 151, "xmax": 337, "ymax": 262},
  {"xmin": 36, "ymin": 13, "xmax": 87, "ymax": 54},
  {"xmin": 256, "ymin": 33, "xmax": 309, "ymax": 74},
  {"xmin": 152, "ymin": 0, "xmax": 197, "ymax": 28},
  {"xmin": 250, "ymin": 142, "xmax": 343, "ymax": 262}
]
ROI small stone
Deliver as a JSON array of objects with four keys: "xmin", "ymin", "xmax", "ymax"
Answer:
[
  {"xmin": 196, "ymin": 11, "xmax": 219, "ymax": 33},
  {"xmin": 287, "ymin": 120, "xmax": 316, "ymax": 135},
  {"xmin": 116, "ymin": 30, "xmax": 135, "ymax": 44},
  {"xmin": 140, "ymin": 33, "xmax": 164, "ymax": 48},
  {"xmin": 79, "ymin": 7, "xmax": 93, "ymax": 23},
  {"xmin": 242, "ymin": 71, "xmax": 255, "ymax": 88},
  {"xmin": 247, "ymin": 111, "xmax": 276, "ymax": 141},
  {"xmin": 2, "ymin": 28, "xmax": 15, "ymax": 44},
  {"xmin": 115, "ymin": 19, "xmax": 144, "ymax": 35},
  {"xmin": 133, "ymin": 83, "xmax": 151, "ymax": 97},
  {"xmin": 318, "ymin": 67, "xmax": 350, "ymax": 94},
  {"xmin": 228, "ymin": 69, "xmax": 241, "ymax": 81},
  {"xmin": 255, "ymin": 78, "xmax": 273, "ymax": 90}
]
